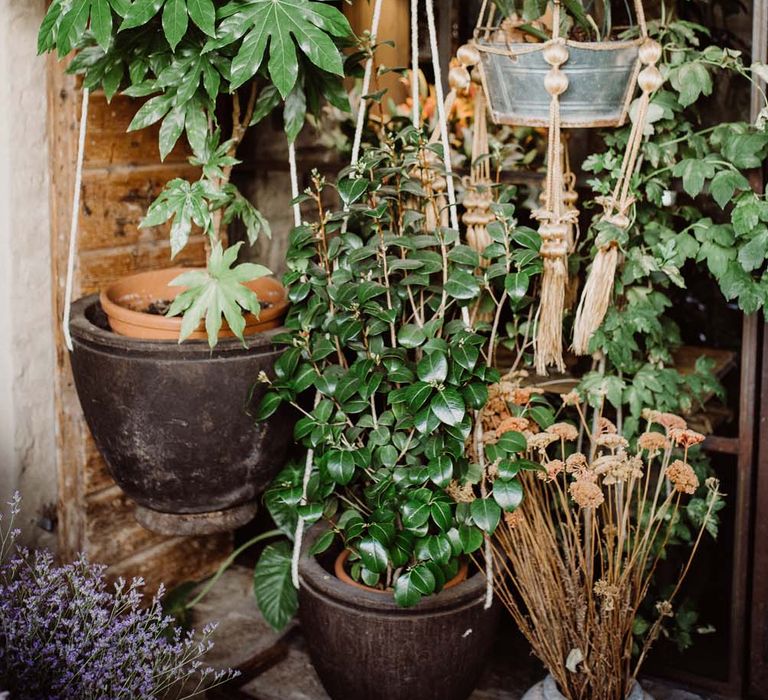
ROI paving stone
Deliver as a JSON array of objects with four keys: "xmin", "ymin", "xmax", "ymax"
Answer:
[{"xmin": 190, "ymin": 564, "xmax": 294, "ymax": 671}]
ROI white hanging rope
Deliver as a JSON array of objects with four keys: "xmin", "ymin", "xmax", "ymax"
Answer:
[
  {"xmin": 287, "ymin": 140, "xmax": 302, "ymax": 227},
  {"xmin": 291, "ymin": 0, "xmax": 384, "ymax": 589},
  {"xmin": 350, "ymin": 0, "xmax": 384, "ymax": 169},
  {"xmin": 62, "ymin": 87, "xmax": 91, "ymax": 353},
  {"xmin": 424, "ymin": 0, "xmax": 459, "ymax": 233},
  {"xmin": 410, "ymin": 0, "xmax": 420, "ymax": 128}
]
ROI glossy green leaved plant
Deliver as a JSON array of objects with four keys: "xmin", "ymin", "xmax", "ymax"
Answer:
[
  {"xmin": 251, "ymin": 125, "xmax": 545, "ymax": 628},
  {"xmin": 38, "ymin": 0, "xmax": 357, "ymax": 346}
]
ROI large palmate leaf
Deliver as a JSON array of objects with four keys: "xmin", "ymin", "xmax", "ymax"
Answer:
[
  {"xmin": 39, "ymin": 0, "xmax": 131, "ymax": 54},
  {"xmin": 213, "ymin": 0, "xmax": 351, "ymax": 96},
  {"xmin": 253, "ymin": 541, "xmax": 298, "ymax": 631},
  {"xmin": 165, "ymin": 241, "xmax": 271, "ymax": 346}
]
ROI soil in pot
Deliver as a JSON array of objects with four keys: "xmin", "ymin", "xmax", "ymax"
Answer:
[
  {"xmin": 68, "ymin": 295, "xmax": 293, "ymax": 535},
  {"xmin": 298, "ymin": 526, "xmax": 499, "ymax": 700},
  {"xmin": 100, "ymin": 267, "xmax": 289, "ymax": 340}
]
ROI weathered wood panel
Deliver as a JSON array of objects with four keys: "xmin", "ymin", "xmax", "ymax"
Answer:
[{"xmin": 47, "ymin": 60, "xmax": 231, "ymax": 592}]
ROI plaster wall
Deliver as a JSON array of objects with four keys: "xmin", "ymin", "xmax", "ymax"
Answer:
[{"xmin": 0, "ymin": 0, "xmax": 57, "ymax": 549}]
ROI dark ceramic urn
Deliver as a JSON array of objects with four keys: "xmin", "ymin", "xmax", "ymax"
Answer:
[
  {"xmin": 68, "ymin": 295, "xmax": 291, "ymax": 535},
  {"xmin": 298, "ymin": 525, "xmax": 499, "ymax": 700}
]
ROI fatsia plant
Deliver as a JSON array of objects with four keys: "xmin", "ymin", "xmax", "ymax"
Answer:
[
  {"xmin": 251, "ymin": 124, "xmax": 545, "ymax": 628},
  {"xmin": 39, "ymin": 0, "xmax": 356, "ymax": 346}
]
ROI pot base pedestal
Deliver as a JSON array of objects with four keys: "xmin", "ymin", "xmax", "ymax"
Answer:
[{"xmin": 135, "ymin": 502, "xmax": 258, "ymax": 536}]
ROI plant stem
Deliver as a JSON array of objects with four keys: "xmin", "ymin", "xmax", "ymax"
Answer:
[{"xmin": 184, "ymin": 528, "xmax": 282, "ymax": 610}]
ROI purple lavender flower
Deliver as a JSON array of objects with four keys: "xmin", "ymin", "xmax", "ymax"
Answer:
[{"xmin": 0, "ymin": 494, "xmax": 236, "ymax": 699}]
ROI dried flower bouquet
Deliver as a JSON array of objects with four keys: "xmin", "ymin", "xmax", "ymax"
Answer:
[{"xmin": 485, "ymin": 389, "xmax": 722, "ymax": 700}]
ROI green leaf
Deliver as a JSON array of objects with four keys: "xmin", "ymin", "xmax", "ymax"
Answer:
[
  {"xmin": 162, "ymin": 0, "xmax": 188, "ymax": 50},
  {"xmin": 493, "ymin": 478, "xmax": 524, "ymax": 511},
  {"xmin": 738, "ymin": 230, "xmax": 768, "ymax": 272},
  {"xmin": 327, "ymin": 450, "xmax": 355, "ymax": 485},
  {"xmin": 505, "ymin": 271, "xmax": 530, "ymax": 300},
  {"xmin": 159, "ymin": 105, "xmax": 186, "ymax": 160},
  {"xmin": 358, "ymin": 537, "xmax": 388, "ymax": 574},
  {"xmin": 308, "ymin": 529, "xmax": 335, "ymax": 556},
  {"xmin": 90, "ymin": 0, "xmax": 114, "ymax": 50},
  {"xmin": 402, "ymin": 499, "xmax": 431, "ymax": 529},
  {"xmin": 120, "ymin": 0, "xmax": 163, "ymax": 29},
  {"xmin": 470, "ymin": 498, "xmax": 501, "ymax": 534},
  {"xmin": 284, "ymin": 83, "xmax": 307, "ymax": 144},
  {"xmin": 458, "ymin": 524, "xmax": 484, "ymax": 553},
  {"xmin": 253, "ymin": 541, "xmax": 297, "ymax": 631},
  {"xmin": 444, "ymin": 270, "xmax": 480, "ymax": 300},
  {"xmin": 496, "ymin": 430, "xmax": 527, "ymax": 453},
  {"xmin": 225, "ymin": 0, "xmax": 349, "ymax": 95},
  {"xmin": 431, "ymin": 388, "xmax": 465, "ymax": 426},
  {"xmin": 710, "ymin": 170, "xmax": 750, "ymax": 210},
  {"xmin": 255, "ymin": 392, "xmax": 282, "ymax": 420},
  {"xmin": 393, "ymin": 569, "xmax": 424, "ymax": 607},
  {"xmin": 670, "ymin": 62, "xmax": 712, "ymax": 107},
  {"xmin": 431, "ymin": 500, "xmax": 452, "ymax": 530},
  {"xmin": 397, "ymin": 324, "xmax": 426, "ymax": 348},
  {"xmin": 672, "ymin": 158, "xmax": 715, "ymax": 198},
  {"xmin": 187, "ymin": 0, "xmax": 215, "ymax": 36},
  {"xmin": 129, "ymin": 94, "xmax": 173, "ymax": 132},
  {"xmin": 417, "ymin": 352, "xmax": 448, "ymax": 383},
  {"xmin": 428, "ymin": 456, "xmax": 453, "ymax": 487}
]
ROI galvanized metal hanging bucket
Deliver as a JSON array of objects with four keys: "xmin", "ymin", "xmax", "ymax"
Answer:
[{"xmin": 476, "ymin": 38, "xmax": 642, "ymax": 128}]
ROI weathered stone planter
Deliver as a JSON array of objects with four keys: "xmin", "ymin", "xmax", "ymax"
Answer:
[
  {"xmin": 298, "ymin": 525, "xmax": 499, "ymax": 700},
  {"xmin": 522, "ymin": 674, "xmax": 654, "ymax": 700},
  {"xmin": 68, "ymin": 295, "xmax": 291, "ymax": 535}
]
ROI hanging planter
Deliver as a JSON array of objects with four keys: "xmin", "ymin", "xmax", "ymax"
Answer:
[
  {"xmin": 68, "ymin": 288, "xmax": 292, "ymax": 536},
  {"xmin": 476, "ymin": 39, "xmax": 642, "ymax": 128}
]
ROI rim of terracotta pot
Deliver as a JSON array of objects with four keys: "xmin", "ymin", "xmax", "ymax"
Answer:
[
  {"xmin": 69, "ymin": 294, "xmax": 283, "ymax": 359},
  {"xmin": 333, "ymin": 549, "xmax": 469, "ymax": 594},
  {"xmin": 299, "ymin": 525, "xmax": 487, "ymax": 615},
  {"xmin": 99, "ymin": 267, "xmax": 289, "ymax": 341}
]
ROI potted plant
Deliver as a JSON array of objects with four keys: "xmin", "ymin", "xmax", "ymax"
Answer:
[
  {"xmin": 247, "ymin": 121, "xmax": 546, "ymax": 699},
  {"xmin": 0, "ymin": 492, "xmax": 237, "ymax": 698},
  {"xmin": 474, "ymin": 0, "xmax": 650, "ymax": 128},
  {"xmin": 482, "ymin": 388, "xmax": 722, "ymax": 700},
  {"xmin": 38, "ymin": 0, "xmax": 355, "ymax": 533}
]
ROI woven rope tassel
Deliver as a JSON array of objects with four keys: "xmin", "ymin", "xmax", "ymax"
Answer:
[
  {"xmin": 533, "ymin": 32, "xmax": 570, "ymax": 375},
  {"xmin": 572, "ymin": 38, "xmax": 662, "ymax": 355}
]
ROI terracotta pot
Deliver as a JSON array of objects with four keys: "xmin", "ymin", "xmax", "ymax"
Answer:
[
  {"xmin": 68, "ymin": 295, "xmax": 293, "ymax": 535},
  {"xmin": 100, "ymin": 267, "xmax": 289, "ymax": 341},
  {"xmin": 333, "ymin": 549, "xmax": 468, "ymax": 593},
  {"xmin": 298, "ymin": 526, "xmax": 499, "ymax": 700},
  {"xmin": 521, "ymin": 675, "xmax": 654, "ymax": 700}
]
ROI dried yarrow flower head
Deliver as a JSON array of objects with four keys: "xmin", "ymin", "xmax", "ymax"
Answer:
[
  {"xmin": 597, "ymin": 417, "xmax": 617, "ymax": 435},
  {"xmin": 595, "ymin": 433, "xmax": 629, "ymax": 450},
  {"xmin": 548, "ymin": 422, "xmax": 579, "ymax": 442},
  {"xmin": 446, "ymin": 480, "xmax": 476, "ymax": 503},
  {"xmin": 504, "ymin": 509, "xmax": 524, "ymax": 529},
  {"xmin": 537, "ymin": 459, "xmax": 565, "ymax": 482},
  {"xmin": 526, "ymin": 432, "xmax": 557, "ymax": 450},
  {"xmin": 561, "ymin": 390, "xmax": 581, "ymax": 406},
  {"xmin": 569, "ymin": 477, "xmax": 605, "ymax": 509},
  {"xmin": 565, "ymin": 452, "xmax": 588, "ymax": 474},
  {"xmin": 637, "ymin": 431, "xmax": 669, "ymax": 453},
  {"xmin": 668, "ymin": 427, "xmax": 706, "ymax": 448},
  {"xmin": 497, "ymin": 416, "xmax": 529, "ymax": 434},
  {"xmin": 666, "ymin": 459, "xmax": 700, "ymax": 494},
  {"xmin": 642, "ymin": 409, "xmax": 688, "ymax": 433},
  {"xmin": 594, "ymin": 454, "xmax": 644, "ymax": 485}
]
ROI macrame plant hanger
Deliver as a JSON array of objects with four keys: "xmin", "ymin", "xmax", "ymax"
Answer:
[
  {"xmin": 572, "ymin": 25, "xmax": 662, "ymax": 354},
  {"xmin": 470, "ymin": 0, "xmax": 662, "ymax": 373}
]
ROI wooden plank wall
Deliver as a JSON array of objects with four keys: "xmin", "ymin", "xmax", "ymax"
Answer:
[{"xmin": 47, "ymin": 59, "xmax": 230, "ymax": 590}]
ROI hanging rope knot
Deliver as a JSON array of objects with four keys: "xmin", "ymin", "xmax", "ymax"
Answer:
[
  {"xmin": 457, "ymin": 43, "xmax": 481, "ymax": 67},
  {"xmin": 638, "ymin": 65, "xmax": 663, "ymax": 94},
  {"xmin": 539, "ymin": 222, "xmax": 569, "ymax": 260},
  {"xmin": 543, "ymin": 40, "xmax": 569, "ymax": 68},
  {"xmin": 639, "ymin": 39, "xmax": 662, "ymax": 66},
  {"xmin": 449, "ymin": 65, "xmax": 472, "ymax": 95},
  {"xmin": 604, "ymin": 212, "xmax": 631, "ymax": 230}
]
